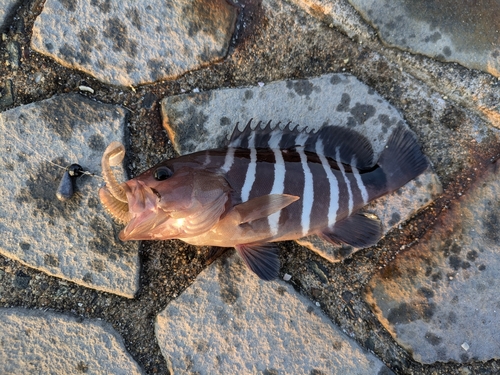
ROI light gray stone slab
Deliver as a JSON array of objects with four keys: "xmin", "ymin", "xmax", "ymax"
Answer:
[
  {"xmin": 0, "ymin": 93, "xmax": 140, "ymax": 298},
  {"xmin": 161, "ymin": 73, "xmax": 442, "ymax": 261},
  {"xmin": 156, "ymin": 252, "xmax": 393, "ymax": 375},
  {"xmin": 365, "ymin": 161, "xmax": 500, "ymax": 364},
  {"xmin": 348, "ymin": 0, "xmax": 500, "ymax": 77},
  {"xmin": 286, "ymin": 1, "xmax": 500, "ymax": 131},
  {"xmin": 0, "ymin": 307, "xmax": 143, "ymax": 374},
  {"xmin": 0, "ymin": 0, "xmax": 17, "ymax": 28},
  {"xmin": 163, "ymin": 73, "xmax": 408, "ymax": 156},
  {"xmin": 31, "ymin": 0, "xmax": 238, "ymax": 86}
]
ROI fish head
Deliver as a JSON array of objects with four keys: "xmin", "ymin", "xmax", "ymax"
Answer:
[{"xmin": 99, "ymin": 158, "xmax": 231, "ymax": 241}]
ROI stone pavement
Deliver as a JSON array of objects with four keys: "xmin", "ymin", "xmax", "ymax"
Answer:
[
  {"xmin": 366, "ymin": 160, "xmax": 500, "ymax": 364},
  {"xmin": 0, "ymin": 0, "xmax": 499, "ymax": 374}
]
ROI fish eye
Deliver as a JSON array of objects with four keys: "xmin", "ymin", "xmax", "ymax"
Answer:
[{"xmin": 154, "ymin": 166, "xmax": 173, "ymax": 181}]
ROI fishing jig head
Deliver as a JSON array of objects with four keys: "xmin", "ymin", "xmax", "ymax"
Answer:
[{"xmin": 56, "ymin": 163, "xmax": 85, "ymax": 201}]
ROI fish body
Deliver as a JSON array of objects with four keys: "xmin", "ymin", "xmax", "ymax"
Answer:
[{"xmin": 99, "ymin": 121, "xmax": 428, "ymax": 280}]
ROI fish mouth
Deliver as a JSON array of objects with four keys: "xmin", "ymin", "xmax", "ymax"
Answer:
[
  {"xmin": 98, "ymin": 142, "xmax": 132, "ymax": 225},
  {"xmin": 150, "ymin": 188, "xmax": 161, "ymax": 200},
  {"xmin": 98, "ymin": 141, "xmax": 169, "ymax": 239},
  {"xmin": 117, "ymin": 209, "xmax": 174, "ymax": 241}
]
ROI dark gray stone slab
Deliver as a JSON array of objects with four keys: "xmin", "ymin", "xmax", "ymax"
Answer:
[
  {"xmin": 348, "ymin": 0, "xmax": 500, "ymax": 77},
  {"xmin": 289, "ymin": 0, "xmax": 500, "ymax": 131},
  {"xmin": 366, "ymin": 161, "xmax": 500, "ymax": 364},
  {"xmin": 31, "ymin": 0, "xmax": 238, "ymax": 86},
  {"xmin": 0, "ymin": 93, "xmax": 140, "ymax": 297},
  {"xmin": 0, "ymin": 79, "xmax": 14, "ymax": 109},
  {"xmin": 0, "ymin": 0, "xmax": 18, "ymax": 28},
  {"xmin": 163, "ymin": 73, "xmax": 407, "ymax": 156}
]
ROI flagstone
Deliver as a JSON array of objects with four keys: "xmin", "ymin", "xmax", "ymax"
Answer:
[
  {"xmin": 0, "ymin": 307, "xmax": 143, "ymax": 374},
  {"xmin": 31, "ymin": 0, "xmax": 238, "ymax": 86},
  {"xmin": 0, "ymin": 93, "xmax": 140, "ymax": 298},
  {"xmin": 0, "ymin": 0, "xmax": 18, "ymax": 28},
  {"xmin": 365, "ymin": 161, "xmax": 500, "ymax": 364},
  {"xmin": 348, "ymin": 0, "xmax": 500, "ymax": 77},
  {"xmin": 156, "ymin": 252, "xmax": 393, "ymax": 374}
]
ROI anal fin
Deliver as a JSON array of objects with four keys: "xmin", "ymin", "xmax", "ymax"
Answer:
[
  {"xmin": 320, "ymin": 212, "xmax": 382, "ymax": 248},
  {"xmin": 235, "ymin": 243, "xmax": 280, "ymax": 281}
]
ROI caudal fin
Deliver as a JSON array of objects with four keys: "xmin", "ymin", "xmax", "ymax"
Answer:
[{"xmin": 377, "ymin": 125, "xmax": 429, "ymax": 193}]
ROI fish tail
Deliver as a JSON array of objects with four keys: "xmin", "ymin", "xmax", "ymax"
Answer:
[{"xmin": 377, "ymin": 125, "xmax": 429, "ymax": 193}]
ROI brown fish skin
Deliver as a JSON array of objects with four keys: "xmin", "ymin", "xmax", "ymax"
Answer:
[
  {"xmin": 118, "ymin": 167, "xmax": 232, "ymax": 241},
  {"xmin": 99, "ymin": 121, "xmax": 428, "ymax": 280}
]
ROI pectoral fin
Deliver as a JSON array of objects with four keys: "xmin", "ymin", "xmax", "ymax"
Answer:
[
  {"xmin": 233, "ymin": 194, "xmax": 299, "ymax": 224},
  {"xmin": 235, "ymin": 243, "xmax": 280, "ymax": 281},
  {"xmin": 206, "ymin": 246, "xmax": 230, "ymax": 265},
  {"xmin": 320, "ymin": 212, "xmax": 382, "ymax": 248}
]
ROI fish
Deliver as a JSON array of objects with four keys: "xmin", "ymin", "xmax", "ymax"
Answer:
[{"xmin": 99, "ymin": 120, "xmax": 429, "ymax": 280}]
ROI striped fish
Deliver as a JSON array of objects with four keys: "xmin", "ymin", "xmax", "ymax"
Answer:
[{"xmin": 99, "ymin": 120, "xmax": 428, "ymax": 280}]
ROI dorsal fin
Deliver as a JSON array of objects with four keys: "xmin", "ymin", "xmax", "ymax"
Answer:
[
  {"xmin": 305, "ymin": 126, "xmax": 374, "ymax": 169},
  {"xmin": 229, "ymin": 120, "xmax": 375, "ymax": 169},
  {"xmin": 229, "ymin": 119, "xmax": 299, "ymax": 149}
]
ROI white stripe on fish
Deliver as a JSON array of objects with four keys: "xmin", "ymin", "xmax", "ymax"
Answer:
[
  {"xmin": 203, "ymin": 150, "xmax": 211, "ymax": 167},
  {"xmin": 221, "ymin": 147, "xmax": 235, "ymax": 173},
  {"xmin": 268, "ymin": 128, "xmax": 283, "ymax": 149},
  {"xmin": 268, "ymin": 135, "xmax": 285, "ymax": 236},
  {"xmin": 336, "ymin": 147, "xmax": 353, "ymax": 215},
  {"xmin": 316, "ymin": 138, "xmax": 339, "ymax": 228},
  {"xmin": 298, "ymin": 146, "xmax": 313, "ymax": 237},
  {"xmin": 351, "ymin": 155, "xmax": 368, "ymax": 204},
  {"xmin": 241, "ymin": 135, "xmax": 257, "ymax": 202}
]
